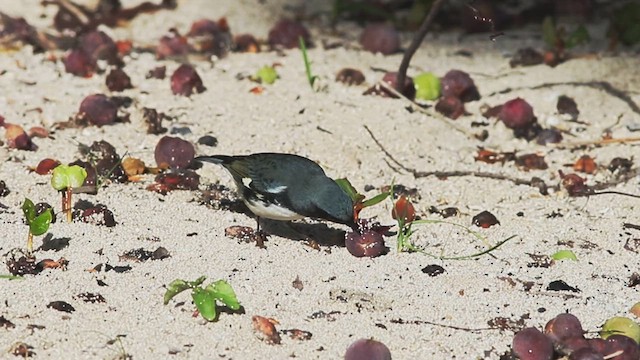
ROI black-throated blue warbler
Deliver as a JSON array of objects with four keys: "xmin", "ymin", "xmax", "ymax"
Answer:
[{"xmin": 194, "ymin": 153, "xmax": 356, "ymax": 231}]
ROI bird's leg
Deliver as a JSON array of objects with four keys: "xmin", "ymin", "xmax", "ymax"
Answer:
[{"xmin": 253, "ymin": 216, "xmax": 267, "ymax": 248}]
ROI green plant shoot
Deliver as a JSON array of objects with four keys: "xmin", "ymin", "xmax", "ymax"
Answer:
[
  {"xmin": 164, "ymin": 276, "xmax": 241, "ymax": 322},
  {"xmin": 388, "ymin": 184, "xmax": 513, "ymax": 257},
  {"xmin": 335, "ymin": 178, "xmax": 389, "ymax": 220},
  {"xmin": 256, "ymin": 65, "xmax": 278, "ymax": 85},
  {"xmin": 299, "ymin": 36, "xmax": 318, "ymax": 89},
  {"xmin": 51, "ymin": 164, "xmax": 87, "ymax": 223},
  {"xmin": 22, "ymin": 198, "xmax": 52, "ymax": 255}
]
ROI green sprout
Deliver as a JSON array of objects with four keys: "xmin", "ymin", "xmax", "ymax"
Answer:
[
  {"xmin": 164, "ymin": 276, "xmax": 241, "ymax": 322},
  {"xmin": 335, "ymin": 178, "xmax": 389, "ymax": 220},
  {"xmin": 413, "ymin": 72, "xmax": 441, "ymax": 101},
  {"xmin": 255, "ymin": 65, "xmax": 278, "ymax": 85},
  {"xmin": 551, "ymin": 249, "xmax": 577, "ymax": 261},
  {"xmin": 51, "ymin": 164, "xmax": 87, "ymax": 223},
  {"xmin": 388, "ymin": 185, "xmax": 513, "ymax": 257},
  {"xmin": 22, "ymin": 198, "xmax": 52, "ymax": 256},
  {"xmin": 299, "ymin": 36, "xmax": 318, "ymax": 89},
  {"xmin": 542, "ymin": 16, "xmax": 590, "ymax": 51}
]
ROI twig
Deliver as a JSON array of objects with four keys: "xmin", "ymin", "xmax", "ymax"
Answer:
[
  {"xmin": 488, "ymin": 81, "xmax": 640, "ymax": 116},
  {"xmin": 377, "ymin": 81, "xmax": 478, "ymax": 139},
  {"xmin": 396, "ymin": 0, "xmax": 445, "ymax": 93},
  {"xmin": 53, "ymin": 0, "xmax": 90, "ymax": 26},
  {"xmin": 391, "ymin": 318, "xmax": 496, "ymax": 333},
  {"xmin": 363, "ymin": 125, "xmax": 416, "ymax": 174},
  {"xmin": 553, "ymin": 136, "xmax": 640, "ymax": 149}
]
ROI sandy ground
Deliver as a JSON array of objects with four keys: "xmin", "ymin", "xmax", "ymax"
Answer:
[{"xmin": 1, "ymin": 0, "xmax": 639, "ymax": 359}]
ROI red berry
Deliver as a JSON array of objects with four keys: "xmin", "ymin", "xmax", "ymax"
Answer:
[
  {"xmin": 499, "ymin": 98, "xmax": 535, "ymax": 129},
  {"xmin": 170, "ymin": 64, "xmax": 206, "ymax": 96},
  {"xmin": 360, "ymin": 23, "xmax": 400, "ymax": 55}
]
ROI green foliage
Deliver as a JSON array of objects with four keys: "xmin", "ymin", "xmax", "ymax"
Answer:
[
  {"xmin": 335, "ymin": 178, "xmax": 389, "ymax": 216},
  {"xmin": 610, "ymin": 2, "xmax": 640, "ymax": 46},
  {"xmin": 256, "ymin": 66, "xmax": 278, "ymax": 85},
  {"xmin": 22, "ymin": 198, "xmax": 52, "ymax": 236},
  {"xmin": 414, "ymin": 72, "xmax": 441, "ymax": 101},
  {"xmin": 164, "ymin": 276, "xmax": 241, "ymax": 322},
  {"xmin": 542, "ymin": 16, "xmax": 590, "ymax": 50},
  {"xmin": 299, "ymin": 37, "xmax": 318, "ymax": 89},
  {"xmin": 551, "ymin": 250, "xmax": 577, "ymax": 261},
  {"xmin": 51, "ymin": 164, "xmax": 87, "ymax": 191}
]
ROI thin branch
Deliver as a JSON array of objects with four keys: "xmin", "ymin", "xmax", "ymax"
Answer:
[
  {"xmin": 396, "ymin": 0, "xmax": 446, "ymax": 93},
  {"xmin": 377, "ymin": 80, "xmax": 478, "ymax": 139},
  {"xmin": 488, "ymin": 81, "xmax": 640, "ymax": 116}
]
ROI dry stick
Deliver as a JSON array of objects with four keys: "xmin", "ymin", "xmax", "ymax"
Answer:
[
  {"xmin": 395, "ymin": 0, "xmax": 446, "ymax": 93},
  {"xmin": 363, "ymin": 125, "xmax": 542, "ymax": 188},
  {"xmin": 377, "ymin": 81, "xmax": 478, "ymax": 140},
  {"xmin": 488, "ymin": 81, "xmax": 640, "ymax": 116},
  {"xmin": 53, "ymin": 0, "xmax": 90, "ymax": 26},
  {"xmin": 554, "ymin": 136, "xmax": 640, "ymax": 149}
]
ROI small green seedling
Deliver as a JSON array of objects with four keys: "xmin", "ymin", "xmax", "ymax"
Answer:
[
  {"xmin": 164, "ymin": 276, "xmax": 241, "ymax": 322},
  {"xmin": 22, "ymin": 198, "xmax": 52, "ymax": 256},
  {"xmin": 414, "ymin": 72, "xmax": 441, "ymax": 101},
  {"xmin": 335, "ymin": 178, "xmax": 389, "ymax": 220},
  {"xmin": 388, "ymin": 185, "xmax": 513, "ymax": 257},
  {"xmin": 299, "ymin": 36, "xmax": 318, "ymax": 89},
  {"xmin": 551, "ymin": 250, "xmax": 577, "ymax": 261},
  {"xmin": 542, "ymin": 16, "xmax": 590, "ymax": 52},
  {"xmin": 255, "ymin": 65, "xmax": 278, "ymax": 85},
  {"xmin": 51, "ymin": 164, "xmax": 87, "ymax": 223},
  {"xmin": 600, "ymin": 316, "xmax": 640, "ymax": 343}
]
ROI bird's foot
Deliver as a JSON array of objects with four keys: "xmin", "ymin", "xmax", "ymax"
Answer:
[{"xmin": 252, "ymin": 230, "xmax": 268, "ymax": 249}]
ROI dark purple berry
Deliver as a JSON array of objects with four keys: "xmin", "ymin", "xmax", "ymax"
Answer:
[
  {"xmin": 78, "ymin": 94, "xmax": 118, "ymax": 126},
  {"xmin": 63, "ymin": 49, "xmax": 95, "ymax": 77},
  {"xmin": 568, "ymin": 347, "xmax": 604, "ymax": 360},
  {"xmin": 154, "ymin": 136, "xmax": 195, "ymax": 169},
  {"xmin": 170, "ymin": 64, "xmax": 206, "ymax": 96},
  {"xmin": 345, "ymin": 230, "xmax": 386, "ymax": 258},
  {"xmin": 512, "ymin": 327, "xmax": 554, "ymax": 360},
  {"xmin": 359, "ymin": 23, "xmax": 400, "ymax": 55},
  {"xmin": 440, "ymin": 70, "xmax": 480, "ymax": 102},
  {"xmin": 435, "ymin": 96, "xmax": 465, "ymax": 119},
  {"xmin": 106, "ymin": 68, "xmax": 132, "ymax": 92},
  {"xmin": 344, "ymin": 338, "xmax": 392, "ymax": 360},
  {"xmin": 499, "ymin": 98, "xmax": 535, "ymax": 130},
  {"xmin": 268, "ymin": 19, "xmax": 310, "ymax": 49}
]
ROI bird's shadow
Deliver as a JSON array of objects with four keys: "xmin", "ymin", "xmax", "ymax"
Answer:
[{"xmin": 260, "ymin": 219, "xmax": 347, "ymax": 247}]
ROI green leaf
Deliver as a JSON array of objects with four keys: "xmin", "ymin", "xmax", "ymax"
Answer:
[
  {"xmin": 207, "ymin": 280, "xmax": 241, "ymax": 310},
  {"xmin": 163, "ymin": 276, "xmax": 207, "ymax": 305},
  {"xmin": 30, "ymin": 208, "xmax": 52, "ymax": 236},
  {"xmin": 335, "ymin": 178, "xmax": 362, "ymax": 203},
  {"xmin": 192, "ymin": 287, "xmax": 217, "ymax": 321},
  {"xmin": 0, "ymin": 274, "xmax": 25, "ymax": 280},
  {"xmin": 51, "ymin": 165, "xmax": 88, "ymax": 191},
  {"xmin": 551, "ymin": 250, "xmax": 577, "ymax": 261},
  {"xmin": 256, "ymin": 66, "xmax": 278, "ymax": 85},
  {"xmin": 565, "ymin": 25, "xmax": 589, "ymax": 48},
  {"xmin": 22, "ymin": 198, "xmax": 36, "ymax": 224},
  {"xmin": 299, "ymin": 36, "xmax": 317, "ymax": 89},
  {"xmin": 414, "ymin": 72, "xmax": 441, "ymax": 101},
  {"xmin": 361, "ymin": 192, "xmax": 389, "ymax": 208},
  {"xmin": 542, "ymin": 16, "xmax": 557, "ymax": 48}
]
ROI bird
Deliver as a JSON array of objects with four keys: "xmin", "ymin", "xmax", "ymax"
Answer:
[{"xmin": 194, "ymin": 153, "xmax": 356, "ymax": 233}]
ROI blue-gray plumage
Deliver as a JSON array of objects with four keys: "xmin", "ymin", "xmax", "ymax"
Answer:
[{"xmin": 195, "ymin": 153, "xmax": 355, "ymax": 228}]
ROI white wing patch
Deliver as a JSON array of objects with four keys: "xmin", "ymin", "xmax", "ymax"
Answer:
[{"xmin": 241, "ymin": 177, "xmax": 287, "ymax": 194}]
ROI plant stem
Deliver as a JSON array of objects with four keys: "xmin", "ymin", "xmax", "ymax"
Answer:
[
  {"xmin": 27, "ymin": 231, "xmax": 33, "ymax": 256},
  {"xmin": 64, "ymin": 188, "xmax": 72, "ymax": 223},
  {"xmin": 299, "ymin": 36, "xmax": 317, "ymax": 89},
  {"xmin": 396, "ymin": 0, "xmax": 445, "ymax": 92}
]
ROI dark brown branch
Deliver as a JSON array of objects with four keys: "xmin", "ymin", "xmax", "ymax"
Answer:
[{"xmin": 396, "ymin": 0, "xmax": 445, "ymax": 93}]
